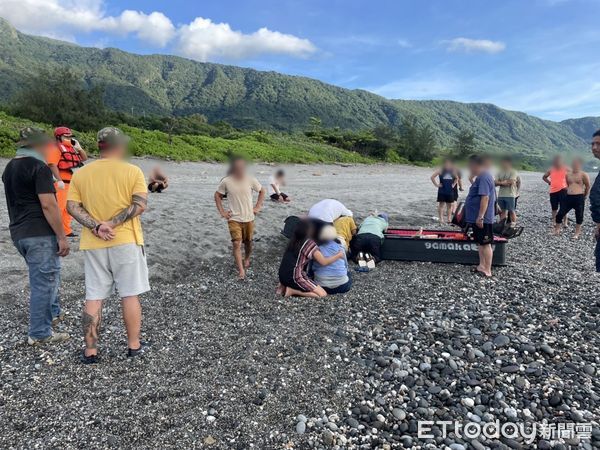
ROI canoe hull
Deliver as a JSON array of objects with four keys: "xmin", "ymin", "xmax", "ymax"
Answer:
[{"xmin": 382, "ymin": 229, "xmax": 507, "ymax": 266}]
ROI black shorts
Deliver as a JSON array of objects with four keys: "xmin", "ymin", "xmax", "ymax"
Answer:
[
  {"xmin": 468, "ymin": 223, "xmax": 494, "ymax": 245},
  {"xmin": 556, "ymin": 194, "xmax": 585, "ymax": 225},
  {"xmin": 453, "ymin": 188, "xmax": 459, "ymax": 202},
  {"xmin": 550, "ymin": 189, "xmax": 567, "ymax": 211},
  {"xmin": 270, "ymin": 193, "xmax": 289, "ymax": 201},
  {"xmin": 437, "ymin": 192, "xmax": 454, "ymax": 203}
]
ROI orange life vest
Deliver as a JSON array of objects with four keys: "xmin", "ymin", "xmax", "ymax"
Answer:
[{"xmin": 56, "ymin": 143, "xmax": 84, "ymax": 171}]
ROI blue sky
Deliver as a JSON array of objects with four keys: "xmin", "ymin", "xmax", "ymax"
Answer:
[{"xmin": 1, "ymin": 0, "xmax": 599, "ymax": 120}]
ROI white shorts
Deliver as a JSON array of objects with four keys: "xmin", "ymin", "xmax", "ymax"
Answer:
[{"xmin": 84, "ymin": 244, "xmax": 150, "ymax": 300}]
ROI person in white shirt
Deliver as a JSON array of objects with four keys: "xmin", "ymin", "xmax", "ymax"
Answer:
[
  {"xmin": 269, "ymin": 169, "xmax": 290, "ymax": 203},
  {"xmin": 308, "ymin": 199, "xmax": 353, "ymax": 240}
]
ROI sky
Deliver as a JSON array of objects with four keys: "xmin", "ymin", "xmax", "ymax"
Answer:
[{"xmin": 1, "ymin": 0, "xmax": 599, "ymax": 120}]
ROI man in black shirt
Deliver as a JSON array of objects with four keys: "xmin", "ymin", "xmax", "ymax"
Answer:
[{"xmin": 2, "ymin": 127, "xmax": 70, "ymax": 345}]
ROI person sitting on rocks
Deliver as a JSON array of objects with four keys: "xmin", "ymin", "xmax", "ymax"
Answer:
[
  {"xmin": 268, "ymin": 169, "xmax": 291, "ymax": 203},
  {"xmin": 148, "ymin": 165, "xmax": 169, "ymax": 193},
  {"xmin": 312, "ymin": 225, "xmax": 352, "ymax": 295},
  {"xmin": 277, "ymin": 220, "xmax": 344, "ymax": 298}
]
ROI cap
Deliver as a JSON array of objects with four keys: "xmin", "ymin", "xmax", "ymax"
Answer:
[
  {"xmin": 97, "ymin": 127, "xmax": 130, "ymax": 150},
  {"xmin": 378, "ymin": 213, "xmax": 389, "ymax": 223},
  {"xmin": 17, "ymin": 127, "xmax": 51, "ymax": 147}
]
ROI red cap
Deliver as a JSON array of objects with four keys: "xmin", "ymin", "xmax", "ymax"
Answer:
[{"xmin": 54, "ymin": 126, "xmax": 73, "ymax": 138}]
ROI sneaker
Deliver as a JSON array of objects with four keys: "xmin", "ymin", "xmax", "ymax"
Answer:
[
  {"xmin": 80, "ymin": 349, "xmax": 99, "ymax": 365},
  {"xmin": 51, "ymin": 313, "xmax": 65, "ymax": 327},
  {"xmin": 357, "ymin": 252, "xmax": 367, "ymax": 268},
  {"xmin": 27, "ymin": 332, "xmax": 70, "ymax": 346},
  {"xmin": 365, "ymin": 253, "xmax": 376, "ymax": 270},
  {"xmin": 127, "ymin": 341, "xmax": 150, "ymax": 358}
]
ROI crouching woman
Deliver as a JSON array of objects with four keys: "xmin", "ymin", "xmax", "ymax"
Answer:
[
  {"xmin": 278, "ymin": 221, "xmax": 344, "ymax": 298},
  {"xmin": 312, "ymin": 225, "xmax": 352, "ymax": 295}
]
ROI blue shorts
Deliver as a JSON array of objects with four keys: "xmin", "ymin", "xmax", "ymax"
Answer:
[{"xmin": 497, "ymin": 197, "xmax": 516, "ymax": 212}]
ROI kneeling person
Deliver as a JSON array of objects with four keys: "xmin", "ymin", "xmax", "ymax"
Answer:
[
  {"xmin": 312, "ymin": 226, "xmax": 352, "ymax": 295},
  {"xmin": 67, "ymin": 127, "xmax": 150, "ymax": 364},
  {"xmin": 278, "ymin": 221, "xmax": 344, "ymax": 298},
  {"xmin": 350, "ymin": 213, "xmax": 389, "ymax": 264}
]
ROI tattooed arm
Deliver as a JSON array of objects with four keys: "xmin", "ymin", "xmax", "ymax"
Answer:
[
  {"xmin": 67, "ymin": 200, "xmax": 115, "ymax": 240},
  {"xmin": 67, "ymin": 200, "xmax": 98, "ymax": 229},
  {"xmin": 106, "ymin": 192, "xmax": 148, "ymax": 227}
]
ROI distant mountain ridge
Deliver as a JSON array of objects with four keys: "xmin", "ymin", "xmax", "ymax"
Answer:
[{"xmin": 0, "ymin": 17, "xmax": 597, "ymax": 156}]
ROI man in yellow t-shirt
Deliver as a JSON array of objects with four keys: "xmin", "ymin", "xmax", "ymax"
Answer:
[{"xmin": 67, "ymin": 127, "xmax": 149, "ymax": 364}]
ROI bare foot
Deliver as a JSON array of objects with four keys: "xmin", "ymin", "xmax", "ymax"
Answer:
[
  {"xmin": 238, "ymin": 270, "xmax": 246, "ymax": 280},
  {"xmin": 284, "ymin": 287, "xmax": 293, "ymax": 298},
  {"xmin": 244, "ymin": 258, "xmax": 251, "ymax": 269},
  {"xmin": 276, "ymin": 283, "xmax": 285, "ymax": 296},
  {"xmin": 573, "ymin": 233, "xmax": 581, "ymax": 240}
]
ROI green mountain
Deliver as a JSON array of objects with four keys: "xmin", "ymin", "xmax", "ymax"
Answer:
[
  {"xmin": 561, "ymin": 117, "xmax": 600, "ymax": 141},
  {"xmin": 0, "ymin": 17, "xmax": 597, "ymax": 156}
]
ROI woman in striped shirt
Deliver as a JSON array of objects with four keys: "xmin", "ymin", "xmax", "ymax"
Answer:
[{"xmin": 278, "ymin": 220, "xmax": 344, "ymax": 298}]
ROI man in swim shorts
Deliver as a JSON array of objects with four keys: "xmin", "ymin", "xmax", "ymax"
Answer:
[
  {"xmin": 215, "ymin": 157, "xmax": 266, "ymax": 280},
  {"xmin": 495, "ymin": 156, "xmax": 519, "ymax": 227},
  {"xmin": 543, "ymin": 155, "xmax": 570, "ymax": 225},
  {"xmin": 465, "ymin": 155, "xmax": 496, "ymax": 278},
  {"xmin": 554, "ymin": 158, "xmax": 590, "ymax": 239}
]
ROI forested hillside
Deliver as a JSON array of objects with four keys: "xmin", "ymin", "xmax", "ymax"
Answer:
[
  {"xmin": 561, "ymin": 117, "xmax": 600, "ymax": 141},
  {"xmin": 0, "ymin": 17, "xmax": 597, "ymax": 158}
]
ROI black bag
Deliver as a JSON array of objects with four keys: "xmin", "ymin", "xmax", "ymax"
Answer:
[
  {"xmin": 451, "ymin": 202, "xmax": 467, "ymax": 229},
  {"xmin": 493, "ymin": 217, "xmax": 524, "ymax": 239}
]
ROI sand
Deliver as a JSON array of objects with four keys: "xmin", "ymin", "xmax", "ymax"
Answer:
[{"xmin": 0, "ymin": 159, "xmax": 451, "ymax": 297}]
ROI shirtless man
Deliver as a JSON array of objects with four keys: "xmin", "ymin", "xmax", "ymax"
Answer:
[{"xmin": 554, "ymin": 158, "xmax": 590, "ymax": 239}]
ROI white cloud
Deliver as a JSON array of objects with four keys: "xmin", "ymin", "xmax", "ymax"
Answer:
[
  {"xmin": 104, "ymin": 11, "xmax": 176, "ymax": 47},
  {"xmin": 445, "ymin": 38, "xmax": 506, "ymax": 54},
  {"xmin": 177, "ymin": 18, "xmax": 316, "ymax": 62},
  {"xmin": 0, "ymin": 0, "xmax": 175, "ymax": 46},
  {"xmin": 0, "ymin": 0, "xmax": 316, "ymax": 59}
]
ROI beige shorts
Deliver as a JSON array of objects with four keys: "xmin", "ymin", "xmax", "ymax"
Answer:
[{"xmin": 84, "ymin": 244, "xmax": 150, "ymax": 300}]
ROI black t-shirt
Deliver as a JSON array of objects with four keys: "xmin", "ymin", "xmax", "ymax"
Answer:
[{"xmin": 2, "ymin": 157, "xmax": 56, "ymax": 241}]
